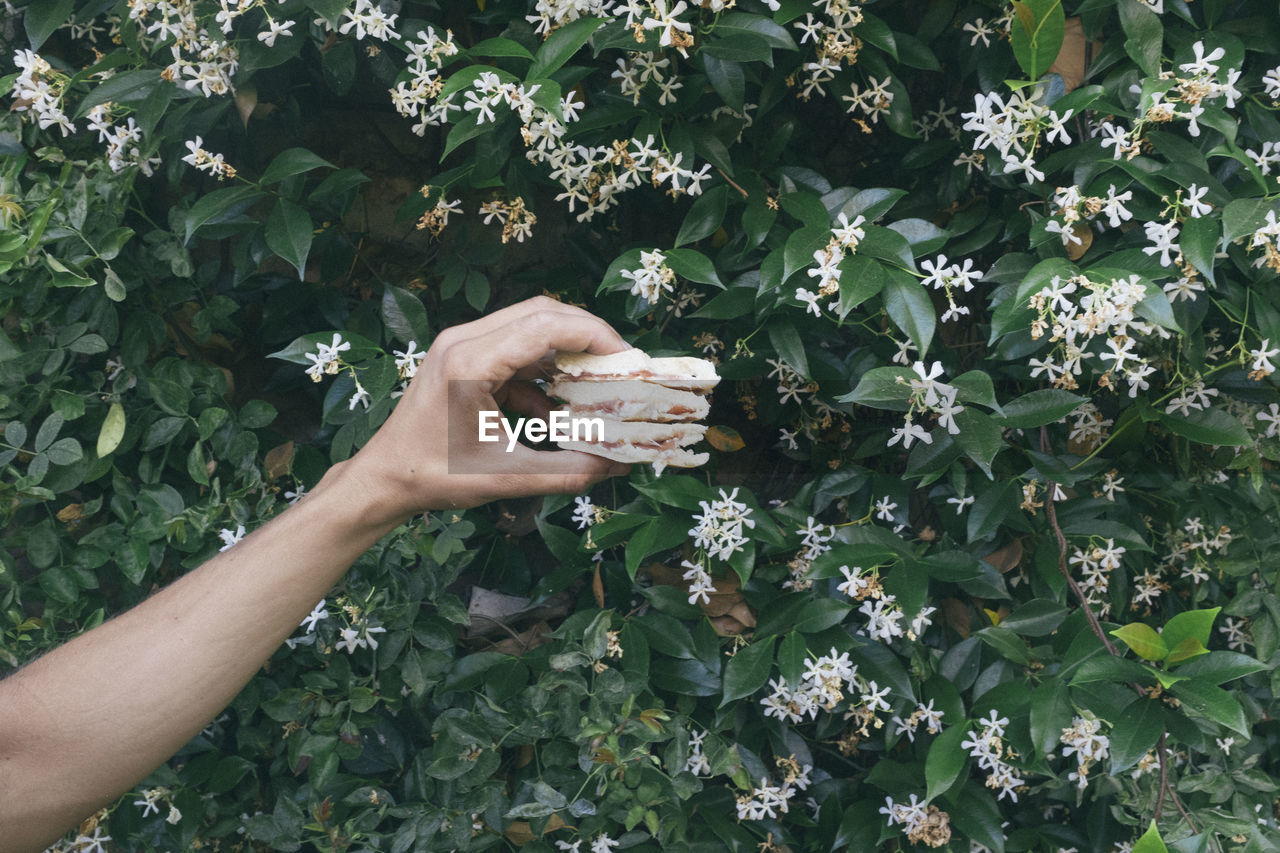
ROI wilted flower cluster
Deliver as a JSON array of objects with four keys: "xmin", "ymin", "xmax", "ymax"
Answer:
[
  {"xmin": 879, "ymin": 794, "xmax": 953, "ymax": 848},
  {"xmin": 478, "ymin": 197, "xmax": 538, "ymax": 244},
  {"xmin": 734, "ymin": 755, "xmax": 811, "ymax": 822}
]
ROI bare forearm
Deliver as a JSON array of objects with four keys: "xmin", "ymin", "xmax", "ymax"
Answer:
[{"xmin": 0, "ymin": 461, "xmax": 401, "ymax": 852}]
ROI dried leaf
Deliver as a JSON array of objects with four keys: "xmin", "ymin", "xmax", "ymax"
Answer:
[
  {"xmin": 1047, "ymin": 17, "xmax": 1101, "ymax": 94},
  {"xmin": 504, "ymin": 813, "xmax": 566, "ymax": 846},
  {"xmin": 943, "ymin": 597, "xmax": 971, "ymax": 638},
  {"xmin": 1065, "ymin": 223, "xmax": 1093, "ymax": 260},
  {"xmin": 235, "ymin": 83, "xmax": 258, "ymax": 128},
  {"xmin": 487, "ymin": 621, "xmax": 553, "ymax": 656},
  {"xmin": 264, "ymin": 440, "xmax": 295, "ymax": 480},
  {"xmin": 592, "ymin": 561, "xmax": 605, "ymax": 608},
  {"xmin": 705, "ymin": 425, "xmax": 746, "ymax": 452},
  {"xmin": 56, "ymin": 503, "xmax": 83, "ymax": 523},
  {"xmin": 983, "ymin": 539, "xmax": 1024, "ymax": 574}
]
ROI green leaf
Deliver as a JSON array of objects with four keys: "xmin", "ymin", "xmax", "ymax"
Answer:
[
  {"xmin": 1159, "ymin": 407, "xmax": 1251, "ymax": 447},
  {"xmin": 1170, "ymin": 679, "xmax": 1249, "ymax": 735},
  {"xmin": 527, "ymin": 16, "xmax": 603, "ymax": 80},
  {"xmin": 34, "ymin": 412, "xmax": 63, "ymax": 453},
  {"xmin": 675, "ymin": 185, "xmax": 729, "ymax": 247},
  {"xmin": 665, "ymin": 248, "xmax": 724, "ymax": 288},
  {"xmin": 924, "ymin": 724, "xmax": 968, "ymax": 801},
  {"xmin": 887, "ymin": 218, "xmax": 949, "ymax": 257},
  {"xmin": 1133, "ymin": 820, "xmax": 1168, "ymax": 853},
  {"xmin": 767, "ymin": 318, "xmax": 810, "ymax": 380},
  {"xmin": 265, "ymin": 199, "xmax": 314, "ymax": 280},
  {"xmin": 782, "ymin": 226, "xmax": 830, "ymax": 283},
  {"xmin": 1000, "ymin": 599, "xmax": 1068, "ymax": 636},
  {"xmin": 1109, "ymin": 698, "xmax": 1164, "ymax": 774},
  {"xmin": 466, "ymin": 37, "xmax": 534, "ymax": 60},
  {"xmin": 954, "ymin": 409, "xmax": 1003, "ymax": 477},
  {"xmin": 776, "ymin": 631, "xmax": 806, "ymax": 684},
  {"xmin": 1175, "ymin": 651, "xmax": 1268, "ymax": 684},
  {"xmin": 73, "ymin": 70, "xmax": 165, "ymax": 119},
  {"xmin": 1110, "ymin": 623, "xmax": 1168, "ymax": 661},
  {"xmin": 260, "ymin": 148, "xmax": 336, "ymax": 185},
  {"xmin": 882, "ymin": 276, "xmax": 935, "ymax": 357},
  {"xmin": 1118, "ymin": 0, "xmax": 1164, "ymax": 78},
  {"xmin": 1222, "ymin": 198, "xmax": 1275, "ymax": 244},
  {"xmin": 721, "ymin": 636, "xmax": 777, "ymax": 705},
  {"xmin": 1164, "ymin": 637, "xmax": 1209, "ymax": 666},
  {"xmin": 625, "ymin": 516, "xmax": 685, "ymax": 579},
  {"xmin": 976, "ymin": 626, "xmax": 1030, "ymax": 665},
  {"xmin": 703, "ymin": 55, "xmax": 745, "ymax": 113},
  {"xmin": 381, "ymin": 285, "xmax": 431, "ymax": 344},
  {"xmin": 1179, "ymin": 215, "xmax": 1219, "ymax": 284},
  {"xmin": 1029, "ymin": 679, "xmax": 1072, "ymax": 758},
  {"xmin": 703, "ymin": 30, "xmax": 773, "ymax": 63},
  {"xmin": 1161, "ymin": 607, "xmax": 1220, "ymax": 656},
  {"xmin": 185, "ymin": 186, "xmax": 265, "ymax": 245},
  {"xmin": 998, "ymin": 389, "xmax": 1085, "ymax": 428},
  {"xmin": 96, "ymin": 403, "xmax": 125, "ymax": 458},
  {"xmin": 631, "ymin": 475, "xmax": 712, "ymax": 512},
  {"xmin": 837, "ymin": 255, "xmax": 885, "ymax": 315},
  {"xmin": 45, "ymin": 437, "xmax": 81, "ymax": 466},
  {"xmin": 24, "ymin": 0, "xmax": 76, "ymax": 50},
  {"xmin": 1009, "ymin": 0, "xmax": 1066, "ymax": 79}
]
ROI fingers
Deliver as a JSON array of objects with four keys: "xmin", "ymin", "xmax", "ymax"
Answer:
[
  {"xmin": 487, "ymin": 448, "xmax": 630, "ymax": 501},
  {"xmin": 495, "ymin": 381, "xmax": 557, "ymax": 422},
  {"xmin": 448, "ymin": 309, "xmax": 629, "ymax": 390}
]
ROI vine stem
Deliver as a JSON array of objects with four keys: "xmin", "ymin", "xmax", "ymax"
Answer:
[
  {"xmin": 716, "ymin": 167, "xmax": 749, "ymax": 199},
  {"xmin": 1039, "ymin": 426, "xmax": 1199, "ymax": 835}
]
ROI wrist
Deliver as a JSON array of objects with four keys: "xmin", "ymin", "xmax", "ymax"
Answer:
[{"xmin": 313, "ymin": 456, "xmax": 416, "ymax": 537}]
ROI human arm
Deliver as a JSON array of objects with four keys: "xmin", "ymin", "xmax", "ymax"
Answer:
[{"xmin": 0, "ymin": 297, "xmax": 630, "ymax": 852}]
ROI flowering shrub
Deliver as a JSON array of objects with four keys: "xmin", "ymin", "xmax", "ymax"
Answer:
[{"xmin": 5, "ymin": 0, "xmax": 1280, "ymax": 850}]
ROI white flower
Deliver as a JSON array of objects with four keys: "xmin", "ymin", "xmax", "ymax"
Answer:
[
  {"xmin": 873, "ymin": 497, "xmax": 897, "ymax": 522},
  {"xmin": 1249, "ymin": 339, "xmax": 1279, "ymax": 375},
  {"xmin": 257, "ymin": 18, "xmax": 295, "ymax": 47},
  {"xmin": 572, "ymin": 495, "xmax": 596, "ymax": 530},
  {"xmin": 393, "ymin": 340, "xmax": 426, "ymax": 379},
  {"xmin": 218, "ymin": 525, "xmax": 246, "ymax": 551},
  {"xmin": 1184, "ymin": 183, "xmax": 1212, "ymax": 218},
  {"xmin": 300, "ymin": 599, "xmax": 328, "ymax": 633},
  {"xmin": 1142, "ymin": 220, "xmax": 1180, "ymax": 266},
  {"xmin": 946, "ymin": 494, "xmax": 975, "ymax": 514},
  {"xmin": 1179, "ymin": 41, "xmax": 1225, "ymax": 77}
]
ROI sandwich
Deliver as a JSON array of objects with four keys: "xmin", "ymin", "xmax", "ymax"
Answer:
[
  {"xmin": 549, "ymin": 348, "xmax": 718, "ymax": 473},
  {"xmin": 556, "ymin": 420, "xmax": 710, "ymax": 470},
  {"xmin": 544, "ymin": 378, "xmax": 710, "ymax": 422},
  {"xmin": 553, "ymin": 349, "xmax": 720, "ymax": 392}
]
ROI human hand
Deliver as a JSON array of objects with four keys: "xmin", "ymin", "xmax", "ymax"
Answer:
[{"xmin": 339, "ymin": 296, "xmax": 632, "ymax": 523}]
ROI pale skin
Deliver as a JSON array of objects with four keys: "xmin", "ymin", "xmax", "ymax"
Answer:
[{"xmin": 0, "ymin": 297, "xmax": 631, "ymax": 852}]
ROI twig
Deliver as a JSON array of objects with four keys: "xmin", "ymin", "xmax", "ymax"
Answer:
[
  {"xmin": 1040, "ymin": 428, "xmax": 1117, "ymax": 655},
  {"xmin": 716, "ymin": 167, "xmax": 749, "ymax": 199},
  {"xmin": 1156, "ymin": 733, "xmax": 1199, "ymax": 833},
  {"xmin": 1039, "ymin": 427, "xmax": 1199, "ymax": 835}
]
